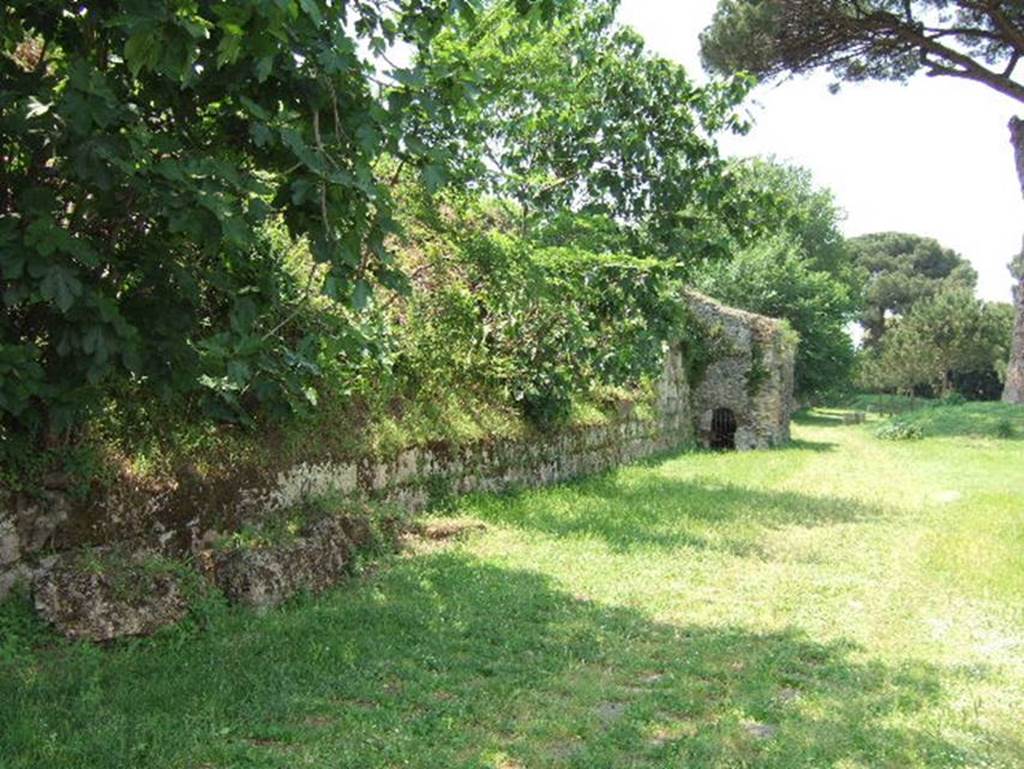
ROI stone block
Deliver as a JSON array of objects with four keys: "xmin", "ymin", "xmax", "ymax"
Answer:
[
  {"xmin": 212, "ymin": 516, "xmax": 369, "ymax": 609},
  {"xmin": 0, "ymin": 515, "xmax": 19, "ymax": 567},
  {"xmin": 394, "ymin": 449, "xmax": 419, "ymax": 484},
  {"xmin": 34, "ymin": 551, "xmax": 190, "ymax": 641}
]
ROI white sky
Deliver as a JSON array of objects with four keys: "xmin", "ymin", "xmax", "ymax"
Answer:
[{"xmin": 618, "ymin": 0, "xmax": 1023, "ymax": 304}]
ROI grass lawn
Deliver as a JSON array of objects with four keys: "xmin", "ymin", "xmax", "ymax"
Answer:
[
  {"xmin": 2, "ymin": 408, "xmax": 1023, "ymax": 768},
  {"xmin": 884, "ymin": 401, "xmax": 1024, "ymax": 440}
]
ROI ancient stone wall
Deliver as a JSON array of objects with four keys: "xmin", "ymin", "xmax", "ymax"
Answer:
[
  {"xmin": 1, "ymin": 295, "xmax": 795, "ymax": 603},
  {"xmin": 685, "ymin": 291, "xmax": 796, "ymax": 451},
  {"xmin": 249, "ymin": 346, "xmax": 694, "ymax": 521}
]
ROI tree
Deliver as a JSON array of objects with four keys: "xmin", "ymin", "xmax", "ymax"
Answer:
[
  {"xmin": 847, "ymin": 232, "xmax": 977, "ymax": 345},
  {"xmin": 1005, "ymin": 251, "xmax": 1024, "ymax": 400},
  {"xmin": 864, "ymin": 288, "xmax": 1013, "ymax": 397},
  {"xmin": 418, "ymin": 0, "xmax": 753, "ymax": 260},
  {"xmin": 700, "ymin": 234, "xmax": 857, "ymax": 397},
  {"xmin": 725, "ymin": 157, "xmax": 853, "ymax": 280},
  {"xmin": 0, "ymin": 0, "xmax": 569, "ymax": 445},
  {"xmin": 697, "ymin": 157, "xmax": 858, "ymax": 398},
  {"xmin": 951, "ymin": 299, "xmax": 1015, "ymax": 398},
  {"xmin": 700, "ymin": 0, "xmax": 1024, "ymax": 402}
]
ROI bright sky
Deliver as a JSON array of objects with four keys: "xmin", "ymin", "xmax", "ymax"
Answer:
[{"xmin": 618, "ymin": 0, "xmax": 1023, "ymax": 304}]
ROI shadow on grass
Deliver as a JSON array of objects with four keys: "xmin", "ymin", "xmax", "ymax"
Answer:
[
  {"xmin": 465, "ymin": 473, "xmax": 878, "ymax": 555},
  {"xmin": 1, "ymin": 554, "xmax": 1009, "ymax": 769},
  {"xmin": 779, "ymin": 437, "xmax": 837, "ymax": 453}
]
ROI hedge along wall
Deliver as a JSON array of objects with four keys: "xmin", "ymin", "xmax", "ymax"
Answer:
[{"xmin": 0, "ymin": 294, "xmax": 795, "ymax": 600}]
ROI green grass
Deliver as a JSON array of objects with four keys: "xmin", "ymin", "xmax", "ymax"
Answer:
[
  {"xmin": 883, "ymin": 401, "xmax": 1024, "ymax": 440},
  {"xmin": 2, "ymin": 406, "xmax": 1023, "ymax": 768}
]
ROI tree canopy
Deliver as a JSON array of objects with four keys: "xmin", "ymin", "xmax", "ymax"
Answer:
[
  {"xmin": 698, "ymin": 157, "xmax": 858, "ymax": 398},
  {"xmin": 0, "ymin": 0, "xmax": 573, "ymax": 441},
  {"xmin": 847, "ymin": 232, "xmax": 977, "ymax": 345},
  {"xmin": 700, "ymin": 0, "xmax": 1024, "ymax": 106},
  {"xmin": 721, "ymin": 157, "xmax": 853, "ymax": 281},
  {"xmin": 419, "ymin": 0, "xmax": 754, "ymax": 260},
  {"xmin": 860, "ymin": 287, "xmax": 1013, "ymax": 397}
]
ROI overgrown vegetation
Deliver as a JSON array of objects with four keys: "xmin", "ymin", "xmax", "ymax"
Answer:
[
  {"xmin": 215, "ymin": 495, "xmax": 404, "ymax": 557},
  {"xmin": 1, "ymin": 0, "xmax": 612, "ymax": 462},
  {"xmin": 874, "ymin": 400, "xmax": 1024, "ymax": 441},
  {"xmin": 0, "ymin": 0, "xmax": 755, "ymax": 492},
  {"xmin": 66, "ymin": 547, "xmax": 211, "ymax": 606},
  {"xmin": 376, "ymin": 192, "xmax": 690, "ymax": 435},
  {"xmin": 3, "ymin": 180, "xmax": 706, "ymax": 497},
  {"xmin": 874, "ymin": 419, "xmax": 924, "ymax": 441}
]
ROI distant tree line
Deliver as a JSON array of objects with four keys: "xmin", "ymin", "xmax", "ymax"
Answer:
[{"xmin": 849, "ymin": 233, "xmax": 1013, "ymax": 399}]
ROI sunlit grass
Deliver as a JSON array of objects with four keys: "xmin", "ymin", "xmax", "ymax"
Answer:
[
  {"xmin": 1, "ymin": 406, "xmax": 1022, "ymax": 768},
  {"xmin": 886, "ymin": 401, "xmax": 1024, "ymax": 440}
]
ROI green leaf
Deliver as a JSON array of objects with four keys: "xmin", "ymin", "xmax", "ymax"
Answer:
[
  {"xmin": 39, "ymin": 266, "xmax": 82, "ymax": 313},
  {"xmin": 392, "ymin": 68, "xmax": 426, "ymax": 88},
  {"xmin": 24, "ymin": 217, "xmax": 61, "ymax": 257},
  {"xmin": 290, "ymin": 178, "xmax": 316, "ymax": 205},
  {"xmin": 298, "ymin": 0, "xmax": 323, "ymax": 25},
  {"xmin": 221, "ymin": 217, "xmax": 250, "ymax": 247},
  {"xmin": 217, "ymin": 32, "xmax": 243, "ymax": 67},
  {"xmin": 153, "ymin": 158, "xmax": 187, "ymax": 183},
  {"xmin": 420, "ymin": 164, "xmax": 446, "ymax": 193},
  {"xmin": 255, "ymin": 55, "xmax": 274, "ymax": 83},
  {"xmin": 124, "ymin": 30, "xmax": 160, "ymax": 76},
  {"xmin": 2, "ymin": 253, "xmax": 25, "ymax": 280},
  {"xmin": 227, "ymin": 359, "xmax": 251, "ymax": 385},
  {"xmin": 237, "ymin": 95, "xmax": 271, "ymax": 120},
  {"xmin": 230, "ymin": 298, "xmax": 258, "ymax": 335},
  {"xmin": 352, "ymin": 279, "xmax": 372, "ymax": 311}
]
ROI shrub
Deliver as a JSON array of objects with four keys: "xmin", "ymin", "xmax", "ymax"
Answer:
[
  {"xmin": 994, "ymin": 418, "xmax": 1016, "ymax": 440},
  {"xmin": 875, "ymin": 420, "xmax": 924, "ymax": 441},
  {"xmin": 378, "ymin": 207, "xmax": 688, "ymax": 433},
  {"xmin": 1, "ymin": 0, "xmax": 573, "ymax": 454},
  {"xmin": 935, "ymin": 392, "xmax": 967, "ymax": 408}
]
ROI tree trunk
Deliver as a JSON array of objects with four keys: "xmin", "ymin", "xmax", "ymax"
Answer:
[{"xmin": 1003, "ymin": 117, "xmax": 1024, "ymax": 404}]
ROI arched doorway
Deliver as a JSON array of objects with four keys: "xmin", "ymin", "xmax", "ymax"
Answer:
[{"xmin": 710, "ymin": 407, "xmax": 737, "ymax": 450}]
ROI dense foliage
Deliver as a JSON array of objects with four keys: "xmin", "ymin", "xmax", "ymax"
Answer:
[
  {"xmin": 698, "ymin": 158, "xmax": 858, "ymax": 398},
  {"xmin": 0, "ymin": 0, "xmax": 572, "ymax": 451},
  {"xmin": 722, "ymin": 158, "xmax": 854, "ymax": 282},
  {"xmin": 700, "ymin": 0, "xmax": 1024, "ymax": 105},
  {"xmin": 701, "ymin": 235, "xmax": 855, "ymax": 399},
  {"xmin": 420, "ymin": 0, "xmax": 754, "ymax": 261},
  {"xmin": 847, "ymin": 232, "xmax": 978, "ymax": 346},
  {"xmin": 363, "ymin": 192, "xmax": 688, "ymax": 434},
  {"xmin": 2, "ymin": 0, "xmax": 892, "ymax": 490},
  {"xmin": 858, "ymin": 288, "xmax": 1014, "ymax": 398}
]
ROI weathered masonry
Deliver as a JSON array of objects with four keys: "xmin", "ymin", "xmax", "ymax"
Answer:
[
  {"xmin": 685, "ymin": 291, "xmax": 796, "ymax": 451},
  {"xmin": 1, "ymin": 291, "xmax": 796, "ymax": 621}
]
